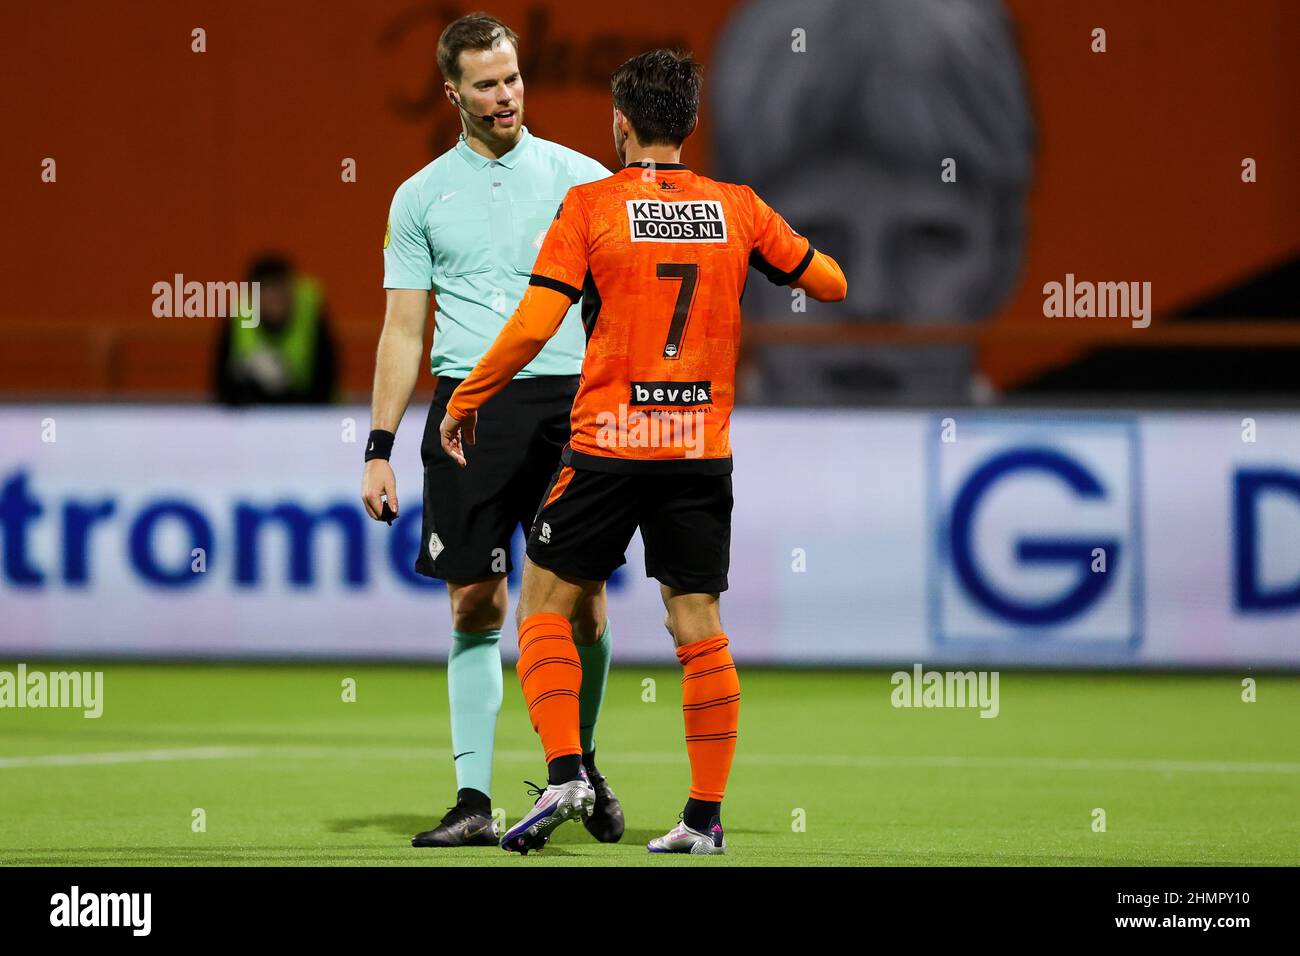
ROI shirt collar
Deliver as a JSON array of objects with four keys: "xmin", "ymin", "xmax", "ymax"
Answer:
[
  {"xmin": 454, "ymin": 126, "xmax": 532, "ymax": 170},
  {"xmin": 623, "ymin": 160, "xmax": 689, "ymax": 172}
]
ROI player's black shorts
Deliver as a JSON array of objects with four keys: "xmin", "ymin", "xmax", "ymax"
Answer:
[
  {"xmin": 415, "ymin": 375, "xmax": 578, "ymax": 580},
  {"xmin": 526, "ymin": 464, "xmax": 733, "ymax": 593}
]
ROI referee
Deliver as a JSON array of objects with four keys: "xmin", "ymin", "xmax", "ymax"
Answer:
[{"xmin": 361, "ymin": 13, "xmax": 621, "ymax": 848}]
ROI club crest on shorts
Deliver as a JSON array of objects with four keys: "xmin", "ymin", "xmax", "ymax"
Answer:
[
  {"xmin": 538, "ymin": 522, "xmax": 552, "ymax": 544},
  {"xmin": 428, "ymin": 532, "xmax": 444, "ymax": 561}
]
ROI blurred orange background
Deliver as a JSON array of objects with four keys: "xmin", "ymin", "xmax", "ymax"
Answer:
[{"xmin": 1, "ymin": 0, "xmax": 1296, "ymax": 398}]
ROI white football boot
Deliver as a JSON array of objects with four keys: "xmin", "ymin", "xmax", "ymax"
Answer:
[
  {"xmin": 499, "ymin": 775, "xmax": 596, "ymax": 855},
  {"xmin": 647, "ymin": 816, "xmax": 726, "ymax": 855}
]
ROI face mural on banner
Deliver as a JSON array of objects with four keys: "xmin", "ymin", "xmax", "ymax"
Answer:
[{"xmin": 712, "ymin": 0, "xmax": 1034, "ymax": 405}]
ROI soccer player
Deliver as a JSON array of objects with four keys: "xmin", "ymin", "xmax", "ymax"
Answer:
[
  {"xmin": 361, "ymin": 13, "xmax": 624, "ymax": 849},
  {"xmin": 438, "ymin": 49, "xmax": 847, "ymax": 854}
]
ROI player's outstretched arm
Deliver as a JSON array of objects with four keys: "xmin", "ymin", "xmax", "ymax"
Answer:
[
  {"xmin": 748, "ymin": 185, "xmax": 847, "ymax": 303},
  {"xmin": 793, "ymin": 249, "xmax": 848, "ymax": 303},
  {"xmin": 362, "ymin": 288, "xmax": 430, "ymax": 520},
  {"xmin": 439, "ymin": 284, "xmax": 571, "ymax": 466}
]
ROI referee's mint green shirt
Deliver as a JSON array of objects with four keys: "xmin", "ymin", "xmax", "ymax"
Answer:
[{"xmin": 383, "ymin": 126, "xmax": 609, "ymax": 379}]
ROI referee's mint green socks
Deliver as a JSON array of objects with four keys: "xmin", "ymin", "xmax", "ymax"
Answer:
[
  {"xmin": 448, "ymin": 621, "xmax": 608, "ymax": 799},
  {"xmin": 576, "ymin": 620, "xmax": 612, "ymax": 755},
  {"xmin": 447, "ymin": 628, "xmax": 503, "ymax": 800}
]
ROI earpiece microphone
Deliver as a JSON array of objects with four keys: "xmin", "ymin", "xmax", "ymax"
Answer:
[{"xmin": 451, "ymin": 93, "xmax": 498, "ymax": 123}]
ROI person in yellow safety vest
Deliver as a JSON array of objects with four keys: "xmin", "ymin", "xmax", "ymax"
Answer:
[{"xmin": 214, "ymin": 254, "xmax": 339, "ymax": 406}]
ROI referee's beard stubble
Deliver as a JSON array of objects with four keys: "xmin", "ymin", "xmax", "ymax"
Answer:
[{"xmin": 453, "ymin": 91, "xmax": 523, "ymax": 149}]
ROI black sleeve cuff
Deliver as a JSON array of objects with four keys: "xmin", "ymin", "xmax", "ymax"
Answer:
[
  {"xmin": 529, "ymin": 273, "xmax": 582, "ymax": 303},
  {"xmin": 750, "ymin": 241, "xmax": 815, "ymax": 286}
]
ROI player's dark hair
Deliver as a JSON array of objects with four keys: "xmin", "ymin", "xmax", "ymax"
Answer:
[
  {"xmin": 611, "ymin": 49, "xmax": 702, "ymax": 147},
  {"xmin": 437, "ymin": 12, "xmax": 520, "ymax": 84}
]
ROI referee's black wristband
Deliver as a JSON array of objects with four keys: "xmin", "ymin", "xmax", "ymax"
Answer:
[{"xmin": 365, "ymin": 429, "xmax": 395, "ymax": 462}]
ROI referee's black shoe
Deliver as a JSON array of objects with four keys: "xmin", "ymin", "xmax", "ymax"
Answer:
[
  {"xmin": 581, "ymin": 756, "xmax": 625, "ymax": 844},
  {"xmin": 412, "ymin": 797, "xmax": 498, "ymax": 848}
]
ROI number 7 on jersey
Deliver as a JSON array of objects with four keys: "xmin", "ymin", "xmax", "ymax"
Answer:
[{"xmin": 656, "ymin": 262, "xmax": 699, "ymax": 360}]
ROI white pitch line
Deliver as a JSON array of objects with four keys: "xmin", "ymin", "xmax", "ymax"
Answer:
[
  {"xmin": 2, "ymin": 745, "xmax": 1296, "ymax": 776},
  {"xmin": 0, "ymin": 746, "xmax": 261, "ymax": 769},
  {"xmin": 732, "ymin": 753, "xmax": 1300, "ymax": 775},
  {"xmin": 511, "ymin": 750, "xmax": 1300, "ymax": 775},
  {"xmin": 279, "ymin": 746, "xmax": 1300, "ymax": 776}
]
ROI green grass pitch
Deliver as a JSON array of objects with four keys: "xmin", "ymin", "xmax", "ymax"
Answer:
[{"xmin": 1, "ymin": 663, "xmax": 1296, "ymax": 866}]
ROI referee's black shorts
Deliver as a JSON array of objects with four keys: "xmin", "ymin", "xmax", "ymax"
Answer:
[{"xmin": 415, "ymin": 374, "xmax": 577, "ymax": 581}]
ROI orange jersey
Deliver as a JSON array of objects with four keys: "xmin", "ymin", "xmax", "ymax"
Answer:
[
  {"xmin": 445, "ymin": 160, "xmax": 841, "ymax": 473},
  {"xmin": 529, "ymin": 161, "xmax": 811, "ymax": 474}
]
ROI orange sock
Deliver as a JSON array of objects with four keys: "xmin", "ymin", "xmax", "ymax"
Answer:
[
  {"xmin": 516, "ymin": 613, "xmax": 583, "ymax": 764},
  {"xmin": 676, "ymin": 634, "xmax": 740, "ymax": 801}
]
